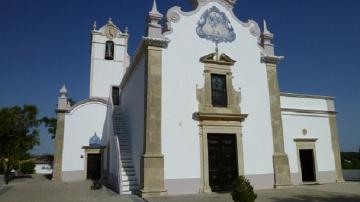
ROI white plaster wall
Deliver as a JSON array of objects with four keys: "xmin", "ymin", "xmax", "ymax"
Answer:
[
  {"xmin": 282, "ymin": 113, "xmax": 336, "ymax": 173},
  {"xmin": 91, "ymin": 60, "xmax": 125, "ymax": 98},
  {"xmin": 281, "ymin": 96, "xmax": 331, "ymax": 111},
  {"xmin": 62, "ymin": 102, "xmax": 107, "ymax": 172},
  {"xmin": 120, "ymin": 55, "xmax": 146, "ymax": 184},
  {"xmin": 90, "ymin": 34, "xmax": 127, "ymax": 98},
  {"xmin": 162, "ymin": 2, "xmax": 274, "ymax": 180},
  {"xmin": 281, "ymin": 96, "xmax": 336, "ymax": 175}
]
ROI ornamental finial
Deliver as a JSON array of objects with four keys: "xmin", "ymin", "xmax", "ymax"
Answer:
[
  {"xmin": 263, "ymin": 19, "xmax": 273, "ymax": 36},
  {"xmin": 147, "ymin": 0, "xmax": 163, "ymax": 38},
  {"xmin": 93, "ymin": 21, "xmax": 97, "ymax": 30},
  {"xmin": 151, "ymin": 0, "xmax": 160, "ymax": 15},
  {"xmin": 59, "ymin": 85, "xmax": 67, "ymax": 97}
]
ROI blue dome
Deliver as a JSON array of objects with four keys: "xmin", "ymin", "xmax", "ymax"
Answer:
[{"xmin": 89, "ymin": 133, "xmax": 101, "ymax": 147}]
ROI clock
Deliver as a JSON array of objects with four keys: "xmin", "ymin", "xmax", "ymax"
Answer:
[{"xmin": 105, "ymin": 25, "xmax": 118, "ymax": 39}]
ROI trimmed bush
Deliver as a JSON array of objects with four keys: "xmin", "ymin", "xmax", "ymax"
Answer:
[
  {"xmin": 20, "ymin": 161, "xmax": 35, "ymax": 174},
  {"xmin": 231, "ymin": 176, "xmax": 257, "ymax": 202}
]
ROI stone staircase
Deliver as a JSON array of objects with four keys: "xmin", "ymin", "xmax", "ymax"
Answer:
[{"xmin": 113, "ymin": 106, "xmax": 138, "ymax": 194}]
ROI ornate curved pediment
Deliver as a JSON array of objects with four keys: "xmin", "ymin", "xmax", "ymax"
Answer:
[{"xmin": 190, "ymin": 0, "xmax": 238, "ymax": 9}]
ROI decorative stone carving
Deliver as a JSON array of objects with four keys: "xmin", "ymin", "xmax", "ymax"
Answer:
[
  {"xmin": 104, "ymin": 18, "xmax": 119, "ymax": 39},
  {"xmin": 167, "ymin": 10, "xmax": 180, "ymax": 23},
  {"xmin": 191, "ymin": 0, "xmax": 238, "ymax": 9},
  {"xmin": 195, "ymin": 52, "xmax": 244, "ymax": 116},
  {"xmin": 105, "ymin": 25, "xmax": 118, "ymax": 40},
  {"xmin": 193, "ymin": 51, "xmax": 246, "ymax": 193},
  {"xmin": 196, "ymin": 6, "xmax": 236, "ymax": 45}
]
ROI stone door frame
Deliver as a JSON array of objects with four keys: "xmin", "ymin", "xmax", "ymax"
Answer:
[
  {"xmin": 198, "ymin": 121, "xmax": 244, "ymax": 193},
  {"xmin": 294, "ymin": 138, "xmax": 319, "ymax": 184},
  {"xmin": 82, "ymin": 146, "xmax": 106, "ymax": 180}
]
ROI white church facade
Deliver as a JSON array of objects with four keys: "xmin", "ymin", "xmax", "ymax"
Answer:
[{"xmin": 52, "ymin": 0, "xmax": 344, "ymax": 196}]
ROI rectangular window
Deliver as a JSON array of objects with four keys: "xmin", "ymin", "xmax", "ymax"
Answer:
[{"xmin": 211, "ymin": 74, "xmax": 227, "ymax": 107}]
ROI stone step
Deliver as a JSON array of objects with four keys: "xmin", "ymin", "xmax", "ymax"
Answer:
[
  {"xmin": 122, "ymin": 185, "xmax": 138, "ymax": 191},
  {"xmin": 121, "ymin": 156, "xmax": 132, "ymax": 160},
  {"xmin": 121, "ymin": 175, "xmax": 137, "ymax": 181},
  {"xmin": 120, "ymin": 154, "xmax": 132, "ymax": 159},
  {"xmin": 121, "ymin": 159, "xmax": 133, "ymax": 164},
  {"xmin": 122, "ymin": 180, "xmax": 138, "ymax": 186},
  {"xmin": 122, "ymin": 170, "xmax": 136, "ymax": 176},
  {"xmin": 116, "ymin": 134, "xmax": 128, "ymax": 136},
  {"xmin": 120, "ymin": 153, "xmax": 132, "ymax": 157},
  {"xmin": 122, "ymin": 166, "xmax": 135, "ymax": 171},
  {"xmin": 122, "ymin": 164, "xmax": 134, "ymax": 169}
]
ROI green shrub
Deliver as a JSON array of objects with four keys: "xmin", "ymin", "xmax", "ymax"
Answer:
[
  {"xmin": 231, "ymin": 176, "xmax": 257, "ymax": 202},
  {"xmin": 20, "ymin": 161, "xmax": 35, "ymax": 174}
]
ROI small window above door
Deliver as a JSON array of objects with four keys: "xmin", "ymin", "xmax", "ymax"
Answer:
[{"xmin": 211, "ymin": 74, "xmax": 228, "ymax": 107}]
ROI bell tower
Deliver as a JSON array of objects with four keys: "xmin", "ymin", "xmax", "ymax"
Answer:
[{"xmin": 89, "ymin": 19, "xmax": 129, "ymax": 98}]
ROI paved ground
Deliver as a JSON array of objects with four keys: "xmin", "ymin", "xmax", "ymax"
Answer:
[
  {"xmin": 0, "ymin": 175, "xmax": 359, "ymax": 202},
  {"xmin": 146, "ymin": 183, "xmax": 360, "ymax": 202},
  {"xmin": 0, "ymin": 175, "xmax": 144, "ymax": 202}
]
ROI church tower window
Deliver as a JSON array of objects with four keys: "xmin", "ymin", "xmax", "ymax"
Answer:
[
  {"xmin": 105, "ymin": 40, "xmax": 114, "ymax": 60},
  {"xmin": 211, "ymin": 74, "xmax": 227, "ymax": 107}
]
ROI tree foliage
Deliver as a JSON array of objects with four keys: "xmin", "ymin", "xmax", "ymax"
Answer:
[
  {"xmin": 20, "ymin": 160, "xmax": 35, "ymax": 174},
  {"xmin": 41, "ymin": 117, "xmax": 57, "ymax": 139},
  {"xmin": 0, "ymin": 105, "xmax": 41, "ymax": 182},
  {"xmin": 341, "ymin": 152, "xmax": 360, "ymax": 169}
]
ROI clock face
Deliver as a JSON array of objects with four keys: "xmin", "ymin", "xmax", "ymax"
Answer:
[{"xmin": 106, "ymin": 26, "xmax": 118, "ymax": 39}]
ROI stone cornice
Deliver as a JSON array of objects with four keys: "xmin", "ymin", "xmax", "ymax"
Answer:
[
  {"xmin": 193, "ymin": 112, "xmax": 248, "ymax": 122},
  {"xmin": 280, "ymin": 92, "xmax": 335, "ymax": 100},
  {"xmin": 120, "ymin": 37, "xmax": 170, "ymax": 91},
  {"xmin": 281, "ymin": 108, "xmax": 337, "ymax": 115},
  {"xmin": 293, "ymin": 138, "xmax": 318, "ymax": 142},
  {"xmin": 261, "ymin": 55, "xmax": 284, "ymax": 64},
  {"xmin": 142, "ymin": 36, "xmax": 170, "ymax": 48}
]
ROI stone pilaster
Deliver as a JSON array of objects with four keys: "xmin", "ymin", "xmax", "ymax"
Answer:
[
  {"xmin": 139, "ymin": 1, "xmax": 168, "ymax": 197},
  {"xmin": 261, "ymin": 20, "xmax": 292, "ymax": 188},
  {"xmin": 52, "ymin": 85, "xmax": 70, "ymax": 181},
  {"xmin": 139, "ymin": 44, "xmax": 167, "ymax": 197},
  {"xmin": 329, "ymin": 115, "xmax": 345, "ymax": 182},
  {"xmin": 263, "ymin": 58, "xmax": 292, "ymax": 188}
]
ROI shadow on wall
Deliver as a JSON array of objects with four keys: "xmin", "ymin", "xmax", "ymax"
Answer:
[
  {"xmin": 100, "ymin": 100, "xmax": 121, "ymax": 193},
  {"xmin": 100, "ymin": 101, "xmax": 112, "ymax": 188},
  {"xmin": 268, "ymin": 194, "xmax": 360, "ymax": 202}
]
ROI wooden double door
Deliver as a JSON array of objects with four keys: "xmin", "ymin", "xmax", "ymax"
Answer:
[{"xmin": 208, "ymin": 134, "xmax": 238, "ymax": 192}]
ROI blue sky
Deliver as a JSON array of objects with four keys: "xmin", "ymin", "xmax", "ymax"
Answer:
[{"xmin": 0, "ymin": 0, "xmax": 359, "ymax": 154}]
